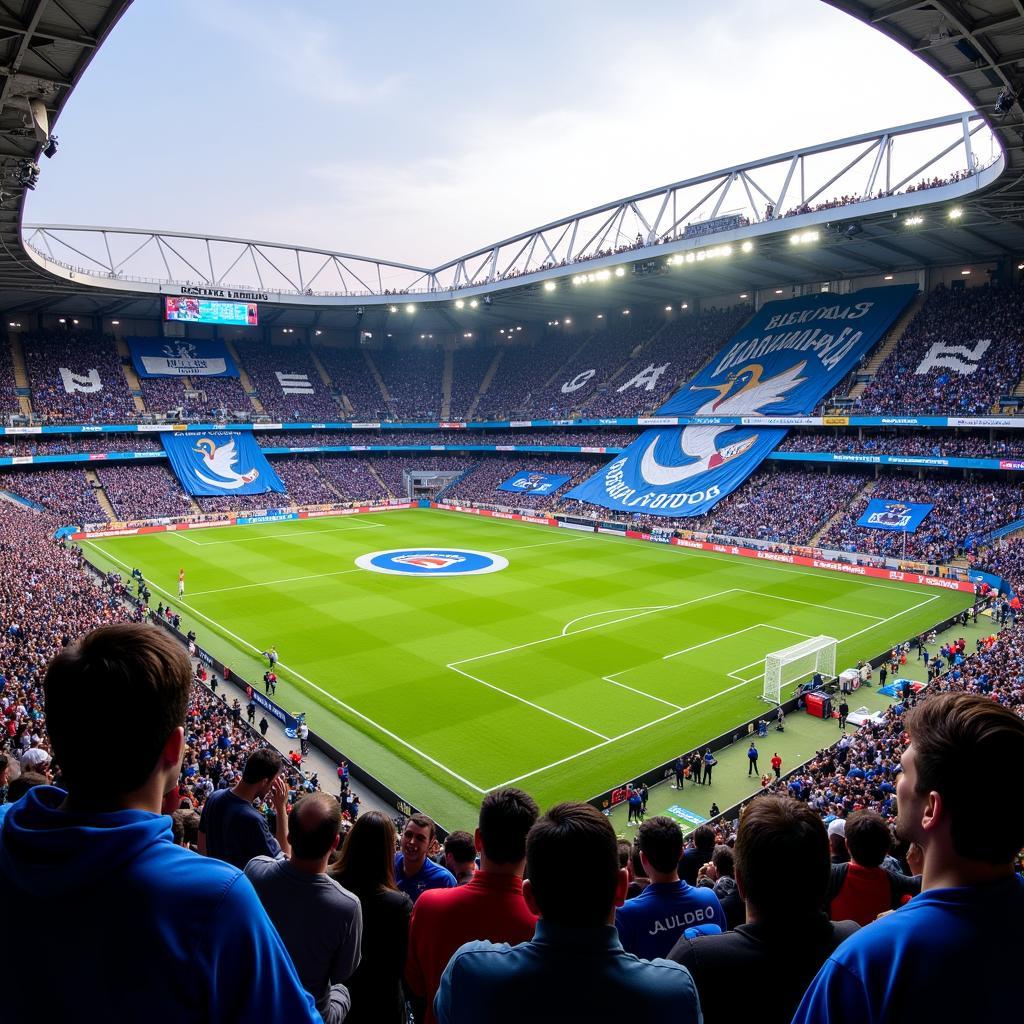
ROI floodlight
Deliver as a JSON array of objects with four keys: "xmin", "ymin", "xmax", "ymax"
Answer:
[
  {"xmin": 405, "ymin": 304, "xmax": 415, "ymax": 313},
  {"xmin": 543, "ymin": 281, "xmax": 556, "ymax": 291},
  {"xmin": 469, "ymin": 299, "xmax": 479, "ymax": 308},
  {"xmin": 455, "ymin": 299, "xmax": 465, "ymax": 309},
  {"xmin": 741, "ymin": 240, "xmax": 754, "ymax": 253},
  {"xmin": 42, "ymin": 134, "xmax": 58, "ymax": 159},
  {"xmin": 614, "ymin": 267, "xmax": 625, "ymax": 277},
  {"xmin": 948, "ymin": 207, "xmax": 963, "ymax": 220}
]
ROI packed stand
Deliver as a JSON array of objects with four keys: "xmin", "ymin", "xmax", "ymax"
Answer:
[
  {"xmin": 0, "ymin": 338, "xmax": 20, "ymax": 418},
  {"xmin": 271, "ymin": 457, "xmax": 342, "ymax": 505},
  {"xmin": 0, "ymin": 467, "xmax": 107, "ymax": 525},
  {"xmin": 372, "ymin": 348, "xmax": 445, "ymax": 420},
  {"xmin": 818, "ymin": 474, "xmax": 1024, "ymax": 562},
  {"xmin": 258, "ymin": 428, "xmax": 637, "ymax": 449},
  {"xmin": 604, "ymin": 307, "xmax": 750, "ymax": 417},
  {"xmin": 448, "ymin": 347, "xmax": 499, "ymax": 420},
  {"xmin": 314, "ymin": 346, "xmax": 390, "ymax": 419},
  {"xmin": 97, "ymin": 464, "xmax": 194, "ymax": 521},
  {"xmin": 139, "ymin": 374, "xmax": 250, "ymax": 419},
  {"xmin": 473, "ymin": 336, "xmax": 584, "ymax": 420},
  {"xmin": 236, "ymin": 342, "xmax": 341, "ymax": 421},
  {"xmin": 23, "ymin": 332, "xmax": 138, "ymax": 423},
  {"xmin": 311, "ymin": 456, "xmax": 392, "ymax": 502},
  {"xmin": 779, "ymin": 429, "xmax": 1024, "ymax": 460},
  {"xmin": 370, "ymin": 455, "xmax": 475, "ymax": 499},
  {"xmin": 443, "ymin": 455, "xmax": 596, "ymax": 511},
  {"xmin": 856, "ymin": 284, "xmax": 1024, "ymax": 415},
  {"xmin": 0, "ymin": 434, "xmax": 163, "ymax": 456}
]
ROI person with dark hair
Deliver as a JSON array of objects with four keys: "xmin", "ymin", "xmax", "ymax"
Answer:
[
  {"xmin": 826, "ymin": 810, "xmax": 919, "ymax": 925},
  {"xmin": 331, "ymin": 811, "xmax": 413, "ymax": 1024},
  {"xmin": 697, "ymin": 844, "xmax": 744, "ymax": 930},
  {"xmin": 616, "ymin": 815, "xmax": 725, "ymax": 958},
  {"xmin": 0, "ymin": 624, "xmax": 318, "ymax": 1023},
  {"xmin": 794, "ymin": 693, "xmax": 1024, "ymax": 1023},
  {"xmin": 679, "ymin": 823, "xmax": 717, "ymax": 885},
  {"xmin": 406, "ymin": 788, "xmax": 539, "ymax": 1024},
  {"xmin": 246, "ymin": 793, "xmax": 363, "ymax": 1024},
  {"xmin": 443, "ymin": 830, "xmax": 477, "ymax": 886},
  {"xmin": 0, "ymin": 770, "xmax": 48, "ymax": 827},
  {"xmin": 198, "ymin": 745, "xmax": 291, "ymax": 868},
  {"xmin": 395, "ymin": 813, "xmax": 457, "ymax": 903},
  {"xmin": 434, "ymin": 802, "xmax": 701, "ymax": 1024},
  {"xmin": 171, "ymin": 807, "xmax": 201, "ymax": 849},
  {"xmin": 670, "ymin": 796, "xmax": 858, "ymax": 1024}
]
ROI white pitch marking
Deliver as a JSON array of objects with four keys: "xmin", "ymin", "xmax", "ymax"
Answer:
[
  {"xmin": 736, "ymin": 589, "xmax": 884, "ymax": 621},
  {"xmin": 484, "ymin": 594, "xmax": 945, "ymax": 791},
  {"xmin": 601, "ymin": 675, "xmax": 683, "ymax": 710},
  {"xmin": 83, "ymin": 540, "xmax": 489, "ymax": 795},
  {"xmin": 662, "ymin": 625, "xmax": 766, "ymax": 661},
  {"xmin": 447, "ymin": 664, "xmax": 610, "ymax": 741},
  {"xmin": 187, "ymin": 521, "xmax": 387, "ymax": 545},
  {"xmin": 189, "ymin": 567, "xmax": 364, "ymax": 597},
  {"xmin": 492, "ymin": 537, "xmax": 588, "ymax": 554},
  {"xmin": 561, "ymin": 606, "xmax": 670, "ymax": 637}
]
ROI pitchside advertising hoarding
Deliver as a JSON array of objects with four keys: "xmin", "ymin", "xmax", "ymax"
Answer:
[{"xmin": 566, "ymin": 285, "xmax": 918, "ymax": 516}]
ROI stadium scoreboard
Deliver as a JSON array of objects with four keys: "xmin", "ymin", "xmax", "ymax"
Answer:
[{"xmin": 165, "ymin": 296, "xmax": 259, "ymax": 326}]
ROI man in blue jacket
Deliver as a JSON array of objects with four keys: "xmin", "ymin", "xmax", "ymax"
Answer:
[
  {"xmin": 793, "ymin": 693, "xmax": 1024, "ymax": 1024},
  {"xmin": 0, "ymin": 623, "xmax": 319, "ymax": 1023}
]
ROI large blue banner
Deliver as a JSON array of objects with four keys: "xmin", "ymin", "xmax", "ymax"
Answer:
[
  {"xmin": 129, "ymin": 339, "xmax": 239, "ymax": 378},
  {"xmin": 855, "ymin": 499, "xmax": 934, "ymax": 533},
  {"xmin": 497, "ymin": 471, "xmax": 571, "ymax": 495},
  {"xmin": 162, "ymin": 431, "xmax": 285, "ymax": 496},
  {"xmin": 566, "ymin": 285, "xmax": 917, "ymax": 516}
]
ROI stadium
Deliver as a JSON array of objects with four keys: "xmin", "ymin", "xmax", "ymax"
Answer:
[{"xmin": 1, "ymin": 2, "xmax": 1022, "ymax": 1021}]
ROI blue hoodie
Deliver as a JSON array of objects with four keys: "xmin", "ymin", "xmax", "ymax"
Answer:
[{"xmin": 0, "ymin": 786, "xmax": 319, "ymax": 1023}]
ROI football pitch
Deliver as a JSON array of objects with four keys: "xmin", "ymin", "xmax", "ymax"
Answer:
[{"xmin": 82, "ymin": 509, "xmax": 971, "ymax": 828}]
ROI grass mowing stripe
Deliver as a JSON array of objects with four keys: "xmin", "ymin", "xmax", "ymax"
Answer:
[{"xmin": 85, "ymin": 538, "xmax": 490, "ymax": 795}]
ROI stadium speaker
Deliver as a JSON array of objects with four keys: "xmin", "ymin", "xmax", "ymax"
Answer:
[{"xmin": 27, "ymin": 97, "xmax": 49, "ymax": 144}]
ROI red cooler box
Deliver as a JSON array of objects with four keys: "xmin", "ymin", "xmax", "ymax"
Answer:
[{"xmin": 805, "ymin": 691, "xmax": 832, "ymax": 719}]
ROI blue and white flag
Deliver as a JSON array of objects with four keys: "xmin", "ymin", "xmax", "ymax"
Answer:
[
  {"xmin": 129, "ymin": 338, "xmax": 239, "ymax": 378},
  {"xmin": 497, "ymin": 471, "xmax": 571, "ymax": 495},
  {"xmin": 566, "ymin": 285, "xmax": 917, "ymax": 516},
  {"xmin": 162, "ymin": 431, "xmax": 285, "ymax": 496},
  {"xmin": 856, "ymin": 499, "xmax": 934, "ymax": 533}
]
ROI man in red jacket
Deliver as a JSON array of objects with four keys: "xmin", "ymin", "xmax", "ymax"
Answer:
[{"xmin": 405, "ymin": 788, "xmax": 539, "ymax": 1024}]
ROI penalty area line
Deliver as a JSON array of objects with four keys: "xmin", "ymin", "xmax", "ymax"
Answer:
[{"xmin": 83, "ymin": 540, "xmax": 489, "ymax": 795}]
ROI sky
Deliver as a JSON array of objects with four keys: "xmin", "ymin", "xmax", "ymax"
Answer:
[{"xmin": 27, "ymin": 0, "xmax": 970, "ymax": 269}]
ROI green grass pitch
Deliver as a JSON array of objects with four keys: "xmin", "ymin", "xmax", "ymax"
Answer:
[{"xmin": 82, "ymin": 508, "xmax": 971, "ymax": 830}]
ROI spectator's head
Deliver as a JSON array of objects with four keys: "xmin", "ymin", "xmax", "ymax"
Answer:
[
  {"xmin": 171, "ymin": 808, "xmax": 200, "ymax": 847},
  {"xmin": 6, "ymin": 771, "xmax": 49, "ymax": 803},
  {"xmin": 898, "ymin": 693, "xmax": 1024, "ymax": 873},
  {"xmin": 735, "ymin": 796, "xmax": 830, "ymax": 920},
  {"xmin": 240, "ymin": 748, "xmax": 284, "ymax": 796},
  {"xmin": 617, "ymin": 839, "xmax": 634, "ymax": 880},
  {"xmin": 0, "ymin": 753, "xmax": 9, "ymax": 790},
  {"xmin": 637, "ymin": 815, "xmax": 683, "ymax": 881},
  {"xmin": 400, "ymin": 813, "xmax": 435, "ymax": 872},
  {"xmin": 827, "ymin": 818, "xmax": 849, "ymax": 862},
  {"xmin": 845, "ymin": 810, "xmax": 892, "ymax": 869},
  {"xmin": 288, "ymin": 793, "xmax": 342, "ymax": 865},
  {"xmin": 333, "ymin": 810, "xmax": 398, "ymax": 893},
  {"xmin": 712, "ymin": 844, "xmax": 735, "ymax": 879},
  {"xmin": 477, "ymin": 786, "xmax": 539, "ymax": 871},
  {"xmin": 44, "ymin": 624, "xmax": 190, "ymax": 807},
  {"xmin": 444, "ymin": 831, "xmax": 476, "ymax": 877},
  {"xmin": 692, "ymin": 823, "xmax": 717, "ymax": 858},
  {"xmin": 523, "ymin": 802, "xmax": 627, "ymax": 927}
]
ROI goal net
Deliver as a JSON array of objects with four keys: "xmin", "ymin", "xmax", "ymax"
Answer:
[{"xmin": 762, "ymin": 635, "xmax": 837, "ymax": 705}]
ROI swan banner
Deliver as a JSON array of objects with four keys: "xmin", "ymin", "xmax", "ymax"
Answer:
[
  {"xmin": 129, "ymin": 339, "xmax": 239, "ymax": 377},
  {"xmin": 162, "ymin": 431, "xmax": 286, "ymax": 496},
  {"xmin": 565, "ymin": 285, "xmax": 917, "ymax": 517}
]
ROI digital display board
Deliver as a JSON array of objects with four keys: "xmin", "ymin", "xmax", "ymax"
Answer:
[{"xmin": 165, "ymin": 296, "xmax": 258, "ymax": 326}]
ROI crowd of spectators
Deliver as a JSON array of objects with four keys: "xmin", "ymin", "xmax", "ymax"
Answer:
[
  {"xmin": 0, "ymin": 434, "xmax": 163, "ymax": 456},
  {"xmin": 312, "ymin": 457, "xmax": 392, "ymax": 502},
  {"xmin": 314, "ymin": 346, "xmax": 391, "ymax": 420},
  {"xmin": 236, "ymin": 343, "xmax": 342, "ymax": 421},
  {"xmin": 0, "ymin": 467, "xmax": 106, "ymax": 525},
  {"xmin": 443, "ymin": 456, "xmax": 595, "ymax": 512},
  {"xmin": 139, "ymin": 374, "xmax": 250, "ymax": 419},
  {"xmin": 448, "ymin": 347, "xmax": 499, "ymax": 420},
  {"xmin": 257, "ymin": 428, "xmax": 637, "ymax": 449},
  {"xmin": 97, "ymin": 464, "xmax": 194, "ymax": 521},
  {"xmin": 818, "ymin": 475, "xmax": 1024, "ymax": 562},
  {"xmin": 373, "ymin": 348, "xmax": 445, "ymax": 421},
  {"xmin": 0, "ymin": 342, "xmax": 19, "ymax": 417},
  {"xmin": 856, "ymin": 284, "xmax": 1024, "ymax": 415},
  {"xmin": 779, "ymin": 429, "xmax": 1024, "ymax": 460},
  {"xmin": 22, "ymin": 332, "xmax": 138, "ymax": 423},
  {"xmin": 272, "ymin": 458, "xmax": 344, "ymax": 505}
]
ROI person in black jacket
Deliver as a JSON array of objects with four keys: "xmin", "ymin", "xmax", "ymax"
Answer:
[
  {"xmin": 330, "ymin": 811, "xmax": 413, "ymax": 1024},
  {"xmin": 669, "ymin": 796, "xmax": 858, "ymax": 1024}
]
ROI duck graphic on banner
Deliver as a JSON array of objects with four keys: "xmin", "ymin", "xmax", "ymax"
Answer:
[
  {"xmin": 566, "ymin": 284, "xmax": 917, "ymax": 516},
  {"xmin": 162, "ymin": 431, "xmax": 286, "ymax": 496}
]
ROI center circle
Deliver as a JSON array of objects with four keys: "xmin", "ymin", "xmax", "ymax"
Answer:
[{"xmin": 355, "ymin": 548, "xmax": 509, "ymax": 577}]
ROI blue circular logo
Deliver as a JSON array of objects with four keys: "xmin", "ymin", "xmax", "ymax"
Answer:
[{"xmin": 355, "ymin": 548, "xmax": 509, "ymax": 577}]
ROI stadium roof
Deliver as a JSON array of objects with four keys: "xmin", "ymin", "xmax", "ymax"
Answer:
[{"xmin": 0, "ymin": 1, "xmax": 1021, "ymax": 335}]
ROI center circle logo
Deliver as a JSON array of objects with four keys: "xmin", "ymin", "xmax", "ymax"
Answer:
[{"xmin": 355, "ymin": 548, "xmax": 509, "ymax": 577}]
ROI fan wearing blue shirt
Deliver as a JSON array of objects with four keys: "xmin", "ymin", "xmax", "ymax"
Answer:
[
  {"xmin": 793, "ymin": 693, "xmax": 1024, "ymax": 1024},
  {"xmin": 616, "ymin": 815, "xmax": 724, "ymax": 959},
  {"xmin": 0, "ymin": 624, "xmax": 318, "ymax": 1024},
  {"xmin": 395, "ymin": 813, "xmax": 457, "ymax": 903}
]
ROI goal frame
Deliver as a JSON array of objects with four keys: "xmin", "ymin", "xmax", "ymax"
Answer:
[{"xmin": 762, "ymin": 635, "xmax": 837, "ymax": 705}]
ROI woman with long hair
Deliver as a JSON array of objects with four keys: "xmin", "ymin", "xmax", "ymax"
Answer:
[{"xmin": 330, "ymin": 811, "xmax": 413, "ymax": 1024}]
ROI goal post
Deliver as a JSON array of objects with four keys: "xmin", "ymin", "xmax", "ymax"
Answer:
[{"xmin": 762, "ymin": 635, "xmax": 837, "ymax": 705}]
